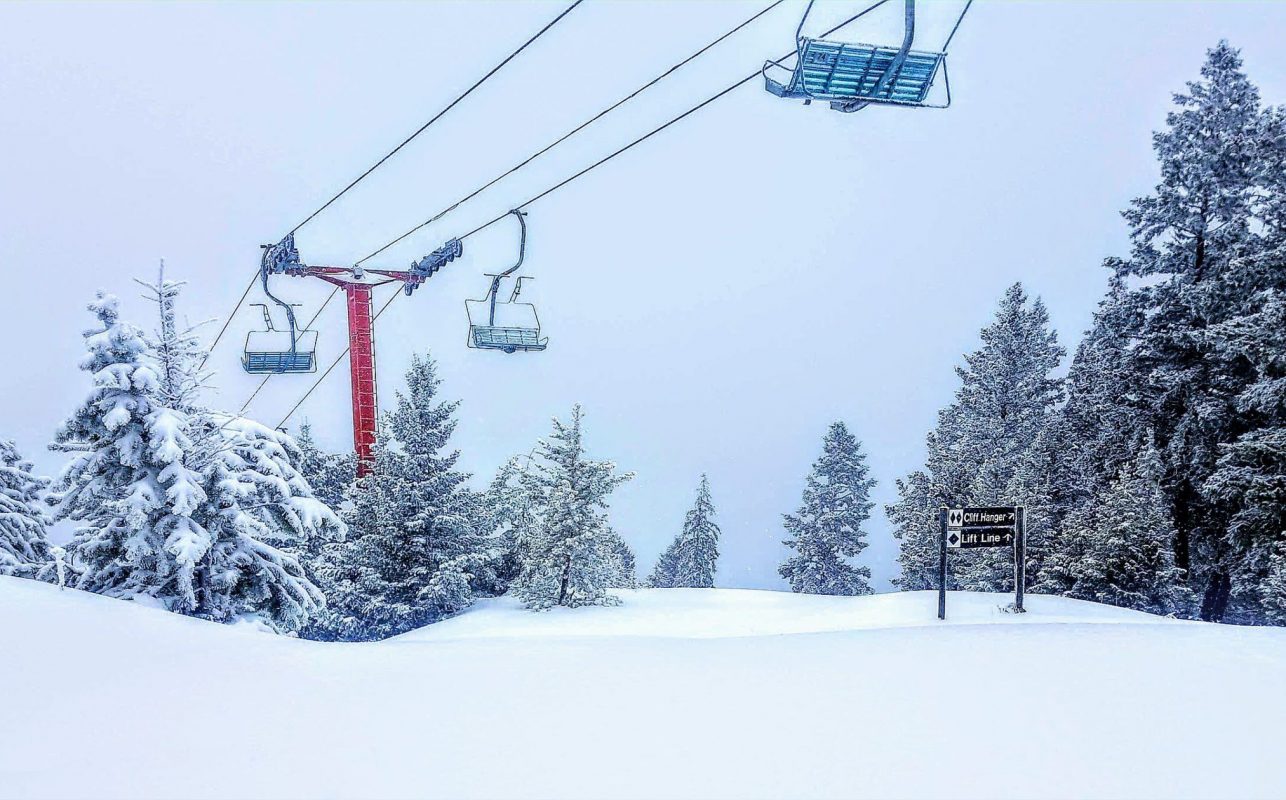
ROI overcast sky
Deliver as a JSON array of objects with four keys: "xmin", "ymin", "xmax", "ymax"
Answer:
[{"xmin": 3, "ymin": 0, "xmax": 1285, "ymax": 590}]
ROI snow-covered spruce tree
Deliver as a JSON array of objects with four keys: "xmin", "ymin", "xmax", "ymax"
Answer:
[
  {"xmin": 648, "ymin": 475, "xmax": 720, "ymax": 589},
  {"xmin": 310, "ymin": 354, "xmax": 495, "ymax": 640},
  {"xmin": 134, "ymin": 263, "xmax": 207, "ymax": 412},
  {"xmin": 50, "ymin": 291, "xmax": 212, "ymax": 610},
  {"xmin": 780, "ymin": 423, "xmax": 874, "ymax": 595},
  {"xmin": 1201, "ymin": 290, "xmax": 1286, "ymax": 622},
  {"xmin": 53, "ymin": 287, "xmax": 335, "ymax": 633},
  {"xmin": 889, "ymin": 284, "xmax": 1064, "ymax": 592},
  {"xmin": 885, "ymin": 470, "xmax": 938, "ymax": 590},
  {"xmin": 648, "ymin": 544, "xmax": 679, "ymax": 589},
  {"xmin": 513, "ymin": 405, "xmax": 634, "ymax": 609},
  {"xmin": 482, "ymin": 454, "xmax": 538, "ymax": 593},
  {"xmin": 1055, "ymin": 278, "xmax": 1150, "ymax": 505},
  {"xmin": 1041, "ymin": 438, "xmax": 1191, "ymax": 615},
  {"xmin": 1101, "ymin": 42, "xmax": 1280, "ymax": 620},
  {"xmin": 141, "ymin": 270, "xmax": 337, "ymax": 631},
  {"xmin": 295, "ymin": 420, "xmax": 355, "ymax": 514},
  {"xmin": 0, "ymin": 439, "xmax": 53, "ymax": 579},
  {"xmin": 196, "ymin": 417, "xmax": 338, "ymax": 632},
  {"xmin": 603, "ymin": 527, "xmax": 639, "ymax": 589},
  {"xmin": 1261, "ymin": 541, "xmax": 1286, "ymax": 626}
]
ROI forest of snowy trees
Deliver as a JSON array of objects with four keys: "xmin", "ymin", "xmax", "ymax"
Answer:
[
  {"xmin": 1, "ymin": 41, "xmax": 1282, "ymax": 634},
  {"xmin": 891, "ymin": 42, "xmax": 1286, "ymax": 624}
]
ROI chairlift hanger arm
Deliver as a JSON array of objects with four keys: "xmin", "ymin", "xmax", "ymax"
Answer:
[
  {"xmin": 835, "ymin": 0, "xmax": 916, "ymax": 113},
  {"xmin": 258, "ymin": 240, "xmax": 302, "ymax": 352},
  {"xmin": 796, "ymin": 0, "xmax": 816, "ymax": 43},
  {"xmin": 484, "ymin": 211, "xmax": 529, "ymax": 324},
  {"xmin": 496, "ymin": 210, "xmax": 528, "ymax": 280}
]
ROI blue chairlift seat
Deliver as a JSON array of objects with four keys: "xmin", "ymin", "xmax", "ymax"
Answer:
[
  {"xmin": 242, "ymin": 328, "xmax": 318, "ymax": 374},
  {"xmin": 764, "ymin": 39, "xmax": 945, "ymax": 108},
  {"xmin": 465, "ymin": 294, "xmax": 547, "ymax": 354}
]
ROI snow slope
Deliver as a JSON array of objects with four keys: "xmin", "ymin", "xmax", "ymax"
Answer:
[{"xmin": 2, "ymin": 577, "xmax": 1284, "ymax": 800}]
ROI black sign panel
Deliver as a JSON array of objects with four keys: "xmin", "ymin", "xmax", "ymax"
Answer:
[
  {"xmin": 953, "ymin": 528, "xmax": 1014, "ymax": 548},
  {"xmin": 948, "ymin": 506, "xmax": 1017, "ymax": 529}
]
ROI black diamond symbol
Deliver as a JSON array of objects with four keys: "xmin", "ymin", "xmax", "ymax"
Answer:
[{"xmin": 948, "ymin": 532, "xmax": 960, "ymax": 545}]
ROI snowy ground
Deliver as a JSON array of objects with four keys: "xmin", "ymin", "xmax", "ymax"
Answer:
[{"xmin": 3, "ymin": 577, "xmax": 1284, "ymax": 800}]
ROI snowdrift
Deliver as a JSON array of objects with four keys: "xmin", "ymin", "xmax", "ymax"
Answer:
[{"xmin": 2, "ymin": 576, "xmax": 1284, "ymax": 800}]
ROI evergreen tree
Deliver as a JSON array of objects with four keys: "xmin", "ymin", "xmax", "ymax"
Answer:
[
  {"xmin": 1261, "ymin": 541, "xmax": 1286, "ymax": 626},
  {"xmin": 886, "ymin": 470, "xmax": 938, "ymax": 590},
  {"xmin": 482, "ymin": 454, "xmax": 538, "ymax": 592},
  {"xmin": 648, "ymin": 544, "xmax": 679, "ymax": 590},
  {"xmin": 1202, "ymin": 290, "xmax": 1286, "ymax": 621},
  {"xmin": 513, "ymin": 405, "xmax": 633, "ymax": 609},
  {"xmin": 0, "ymin": 439, "xmax": 53, "ymax": 579},
  {"xmin": 890, "ymin": 284, "xmax": 1064, "ymax": 592},
  {"xmin": 294, "ymin": 420, "xmax": 355, "ymax": 513},
  {"xmin": 134, "ymin": 262, "xmax": 207, "ymax": 412},
  {"xmin": 1056, "ymin": 278, "xmax": 1150, "ymax": 503},
  {"xmin": 312, "ymin": 354, "xmax": 494, "ymax": 640},
  {"xmin": 52, "ymin": 288, "xmax": 335, "ymax": 633},
  {"xmin": 781, "ymin": 423, "xmax": 875, "ymax": 595},
  {"xmin": 1041, "ymin": 439, "xmax": 1191, "ymax": 615},
  {"xmin": 1098, "ymin": 42, "xmax": 1280, "ymax": 620},
  {"xmin": 51, "ymin": 291, "xmax": 212, "ymax": 610},
  {"xmin": 648, "ymin": 475, "xmax": 720, "ymax": 589},
  {"xmin": 603, "ymin": 527, "xmax": 639, "ymax": 589}
]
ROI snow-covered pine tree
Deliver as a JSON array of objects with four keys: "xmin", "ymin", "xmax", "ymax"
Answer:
[
  {"xmin": 0, "ymin": 439, "xmax": 53, "ymax": 579},
  {"xmin": 1055, "ymin": 278, "xmax": 1150, "ymax": 504},
  {"xmin": 311, "ymin": 353, "xmax": 494, "ymax": 640},
  {"xmin": 885, "ymin": 470, "xmax": 938, "ymax": 590},
  {"xmin": 196, "ymin": 417, "xmax": 337, "ymax": 632},
  {"xmin": 149, "ymin": 269, "xmax": 339, "ymax": 633},
  {"xmin": 294, "ymin": 420, "xmax": 355, "ymax": 514},
  {"xmin": 513, "ymin": 405, "xmax": 634, "ymax": 609},
  {"xmin": 1261, "ymin": 541, "xmax": 1286, "ymax": 626},
  {"xmin": 1201, "ymin": 290, "xmax": 1286, "ymax": 622},
  {"xmin": 482, "ymin": 454, "xmax": 537, "ymax": 592},
  {"xmin": 51, "ymin": 291, "xmax": 212, "ymax": 611},
  {"xmin": 134, "ymin": 262, "xmax": 208, "ymax": 412},
  {"xmin": 53, "ymin": 286, "xmax": 336, "ymax": 633},
  {"xmin": 603, "ymin": 527, "xmax": 638, "ymax": 589},
  {"xmin": 1102, "ymin": 41, "xmax": 1279, "ymax": 620},
  {"xmin": 648, "ymin": 544, "xmax": 679, "ymax": 589},
  {"xmin": 1041, "ymin": 438, "xmax": 1190, "ymax": 615},
  {"xmin": 648, "ymin": 475, "xmax": 720, "ymax": 589},
  {"xmin": 780, "ymin": 423, "xmax": 875, "ymax": 595},
  {"xmin": 889, "ymin": 284, "xmax": 1064, "ymax": 592}
]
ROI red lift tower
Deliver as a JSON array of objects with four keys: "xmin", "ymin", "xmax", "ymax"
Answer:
[{"xmin": 250, "ymin": 235, "xmax": 462, "ymax": 475}]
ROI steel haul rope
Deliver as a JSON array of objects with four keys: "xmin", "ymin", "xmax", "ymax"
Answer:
[
  {"xmin": 271, "ymin": 0, "xmax": 906, "ymax": 428},
  {"xmin": 200, "ymin": 0, "xmax": 584, "ymax": 366}
]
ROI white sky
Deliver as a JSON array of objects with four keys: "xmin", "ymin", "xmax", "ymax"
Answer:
[{"xmin": 3, "ymin": 1, "xmax": 1285, "ymax": 590}]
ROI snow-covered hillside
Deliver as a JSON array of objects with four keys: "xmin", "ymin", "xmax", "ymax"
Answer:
[{"xmin": 3, "ymin": 577, "xmax": 1284, "ymax": 800}]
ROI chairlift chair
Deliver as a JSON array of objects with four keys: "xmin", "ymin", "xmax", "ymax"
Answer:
[
  {"xmin": 763, "ymin": 0, "xmax": 949, "ymax": 112},
  {"xmin": 242, "ymin": 304, "xmax": 318, "ymax": 374},
  {"xmin": 465, "ymin": 210, "xmax": 548, "ymax": 354},
  {"xmin": 242, "ymin": 236, "xmax": 318, "ymax": 375}
]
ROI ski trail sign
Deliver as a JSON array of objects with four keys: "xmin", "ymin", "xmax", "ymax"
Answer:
[{"xmin": 938, "ymin": 505, "xmax": 1027, "ymax": 619}]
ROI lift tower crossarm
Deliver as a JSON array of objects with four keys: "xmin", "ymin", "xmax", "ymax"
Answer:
[{"xmin": 283, "ymin": 247, "xmax": 460, "ymax": 475}]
